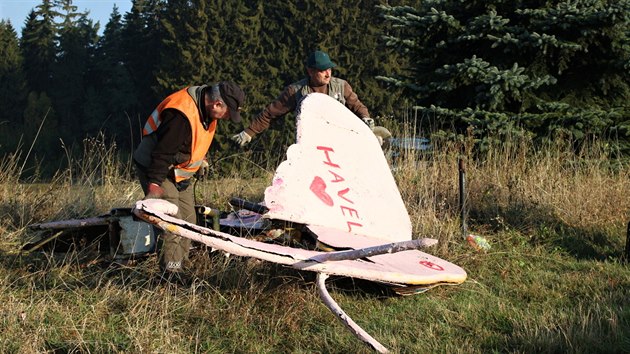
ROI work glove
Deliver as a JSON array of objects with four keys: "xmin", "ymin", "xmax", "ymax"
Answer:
[
  {"xmin": 373, "ymin": 126, "xmax": 393, "ymax": 148},
  {"xmin": 231, "ymin": 130, "xmax": 252, "ymax": 147},
  {"xmin": 196, "ymin": 159, "xmax": 209, "ymax": 181},
  {"xmin": 145, "ymin": 182, "xmax": 164, "ymax": 199},
  {"xmin": 362, "ymin": 117, "xmax": 375, "ymax": 131}
]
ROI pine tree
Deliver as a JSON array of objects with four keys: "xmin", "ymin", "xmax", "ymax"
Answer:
[
  {"xmin": 378, "ymin": 1, "xmax": 630, "ymax": 149},
  {"xmin": 224, "ymin": 0, "xmax": 422, "ymax": 162},
  {"xmin": 191, "ymin": 0, "xmax": 426, "ymax": 169},
  {"xmin": 0, "ymin": 20, "xmax": 27, "ymax": 152},
  {"xmin": 291, "ymin": 1, "xmax": 422, "ymax": 117},
  {"xmin": 0, "ymin": 21, "xmax": 27, "ymax": 125},
  {"xmin": 20, "ymin": 1, "xmax": 58, "ymax": 95},
  {"xmin": 18, "ymin": 1, "xmax": 60, "ymax": 155},
  {"xmin": 121, "ymin": 0, "xmax": 165, "ymax": 116},
  {"xmin": 51, "ymin": 0, "xmax": 99, "ymax": 139},
  {"xmin": 199, "ymin": 0, "xmax": 272, "ymax": 171},
  {"xmin": 22, "ymin": 91, "xmax": 57, "ymax": 151},
  {"xmin": 54, "ymin": 0, "xmax": 81, "ymax": 28},
  {"xmin": 155, "ymin": 0, "xmax": 210, "ymax": 96},
  {"xmin": 93, "ymin": 5, "xmax": 137, "ymax": 148}
]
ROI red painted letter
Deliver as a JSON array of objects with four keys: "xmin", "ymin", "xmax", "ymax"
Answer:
[
  {"xmin": 328, "ymin": 170, "xmax": 345, "ymax": 183},
  {"xmin": 347, "ymin": 221, "xmax": 363, "ymax": 232},
  {"xmin": 341, "ymin": 205, "xmax": 359, "ymax": 219},
  {"xmin": 317, "ymin": 146, "xmax": 340, "ymax": 168},
  {"xmin": 337, "ymin": 188, "xmax": 354, "ymax": 204}
]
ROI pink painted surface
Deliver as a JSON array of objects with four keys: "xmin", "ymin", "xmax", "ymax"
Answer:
[
  {"xmin": 133, "ymin": 93, "xmax": 467, "ymax": 286},
  {"xmin": 264, "ymin": 93, "xmax": 412, "ymax": 243},
  {"xmin": 138, "ymin": 206, "xmax": 467, "ymax": 285},
  {"xmin": 307, "ymin": 225, "xmax": 466, "ymax": 279}
]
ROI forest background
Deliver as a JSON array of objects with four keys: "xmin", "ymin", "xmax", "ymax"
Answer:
[
  {"xmin": 0, "ymin": 1, "xmax": 629, "ymax": 352},
  {"xmin": 0, "ymin": 0, "xmax": 628, "ymax": 177}
]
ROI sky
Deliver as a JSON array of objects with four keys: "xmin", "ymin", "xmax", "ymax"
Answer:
[{"xmin": 0, "ymin": 0, "xmax": 133, "ymax": 35}]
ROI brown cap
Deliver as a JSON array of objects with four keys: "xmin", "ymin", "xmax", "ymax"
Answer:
[{"xmin": 218, "ymin": 81, "xmax": 245, "ymax": 123}]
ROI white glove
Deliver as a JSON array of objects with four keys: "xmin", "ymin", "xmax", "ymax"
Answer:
[
  {"xmin": 373, "ymin": 126, "xmax": 392, "ymax": 147},
  {"xmin": 231, "ymin": 130, "xmax": 252, "ymax": 147},
  {"xmin": 362, "ymin": 117, "xmax": 375, "ymax": 131}
]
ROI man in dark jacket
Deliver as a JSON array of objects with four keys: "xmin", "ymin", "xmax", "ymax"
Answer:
[
  {"xmin": 231, "ymin": 51, "xmax": 373, "ymax": 146},
  {"xmin": 134, "ymin": 81, "xmax": 245, "ymax": 277}
]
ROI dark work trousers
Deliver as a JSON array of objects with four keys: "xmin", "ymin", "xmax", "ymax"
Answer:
[{"xmin": 136, "ymin": 166, "xmax": 194, "ymax": 273}]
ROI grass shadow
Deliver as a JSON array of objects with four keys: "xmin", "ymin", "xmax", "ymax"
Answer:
[{"xmin": 469, "ymin": 198, "xmax": 625, "ymax": 261}]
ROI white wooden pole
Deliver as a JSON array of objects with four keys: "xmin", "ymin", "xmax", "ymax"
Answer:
[{"xmin": 316, "ymin": 273, "xmax": 389, "ymax": 353}]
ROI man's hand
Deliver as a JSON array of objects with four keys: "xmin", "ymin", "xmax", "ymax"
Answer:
[
  {"xmin": 362, "ymin": 117, "xmax": 375, "ymax": 131},
  {"xmin": 145, "ymin": 183, "xmax": 164, "ymax": 199},
  {"xmin": 231, "ymin": 130, "xmax": 252, "ymax": 147}
]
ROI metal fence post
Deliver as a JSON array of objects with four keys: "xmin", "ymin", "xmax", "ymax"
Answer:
[
  {"xmin": 459, "ymin": 157, "xmax": 467, "ymax": 238},
  {"xmin": 624, "ymin": 220, "xmax": 630, "ymax": 263}
]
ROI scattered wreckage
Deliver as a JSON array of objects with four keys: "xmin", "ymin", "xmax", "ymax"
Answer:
[{"xmin": 26, "ymin": 94, "xmax": 467, "ymax": 353}]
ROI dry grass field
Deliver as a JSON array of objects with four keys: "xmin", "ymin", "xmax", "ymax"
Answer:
[{"xmin": 1, "ymin": 133, "xmax": 629, "ymax": 353}]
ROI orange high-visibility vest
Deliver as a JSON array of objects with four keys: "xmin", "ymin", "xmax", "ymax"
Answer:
[{"xmin": 142, "ymin": 87, "xmax": 216, "ymax": 182}]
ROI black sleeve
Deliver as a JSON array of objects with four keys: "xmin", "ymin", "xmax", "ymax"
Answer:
[{"xmin": 147, "ymin": 109, "xmax": 192, "ymax": 185}]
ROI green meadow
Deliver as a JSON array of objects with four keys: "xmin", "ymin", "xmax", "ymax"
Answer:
[{"xmin": 1, "ymin": 134, "xmax": 629, "ymax": 353}]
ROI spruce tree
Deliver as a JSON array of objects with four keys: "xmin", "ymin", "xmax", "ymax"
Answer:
[
  {"xmin": 19, "ymin": 2, "xmax": 60, "ymax": 155},
  {"xmin": 189, "ymin": 0, "xmax": 427, "ymax": 170},
  {"xmin": 22, "ymin": 91, "xmax": 58, "ymax": 153},
  {"xmin": 121, "ymin": 0, "xmax": 165, "ymax": 118},
  {"xmin": 378, "ymin": 1, "xmax": 630, "ymax": 150},
  {"xmin": 0, "ymin": 20, "xmax": 27, "ymax": 152},
  {"xmin": 20, "ymin": 1, "xmax": 58, "ymax": 95},
  {"xmin": 229, "ymin": 0, "xmax": 422, "ymax": 161},
  {"xmin": 93, "ymin": 5, "xmax": 137, "ymax": 148},
  {"xmin": 199, "ymin": 0, "xmax": 273, "ymax": 171},
  {"xmin": 155, "ymin": 0, "xmax": 210, "ymax": 96},
  {"xmin": 51, "ymin": 1, "xmax": 99, "ymax": 139},
  {"xmin": 0, "ymin": 20, "xmax": 27, "ymax": 126}
]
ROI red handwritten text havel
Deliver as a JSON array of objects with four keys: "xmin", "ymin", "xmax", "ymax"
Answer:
[{"xmin": 314, "ymin": 146, "xmax": 363, "ymax": 232}]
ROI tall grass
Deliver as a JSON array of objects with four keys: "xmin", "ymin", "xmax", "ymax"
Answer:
[
  {"xmin": 0, "ymin": 130, "xmax": 628, "ymax": 353},
  {"xmin": 389, "ymin": 130, "xmax": 629, "ymax": 259}
]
